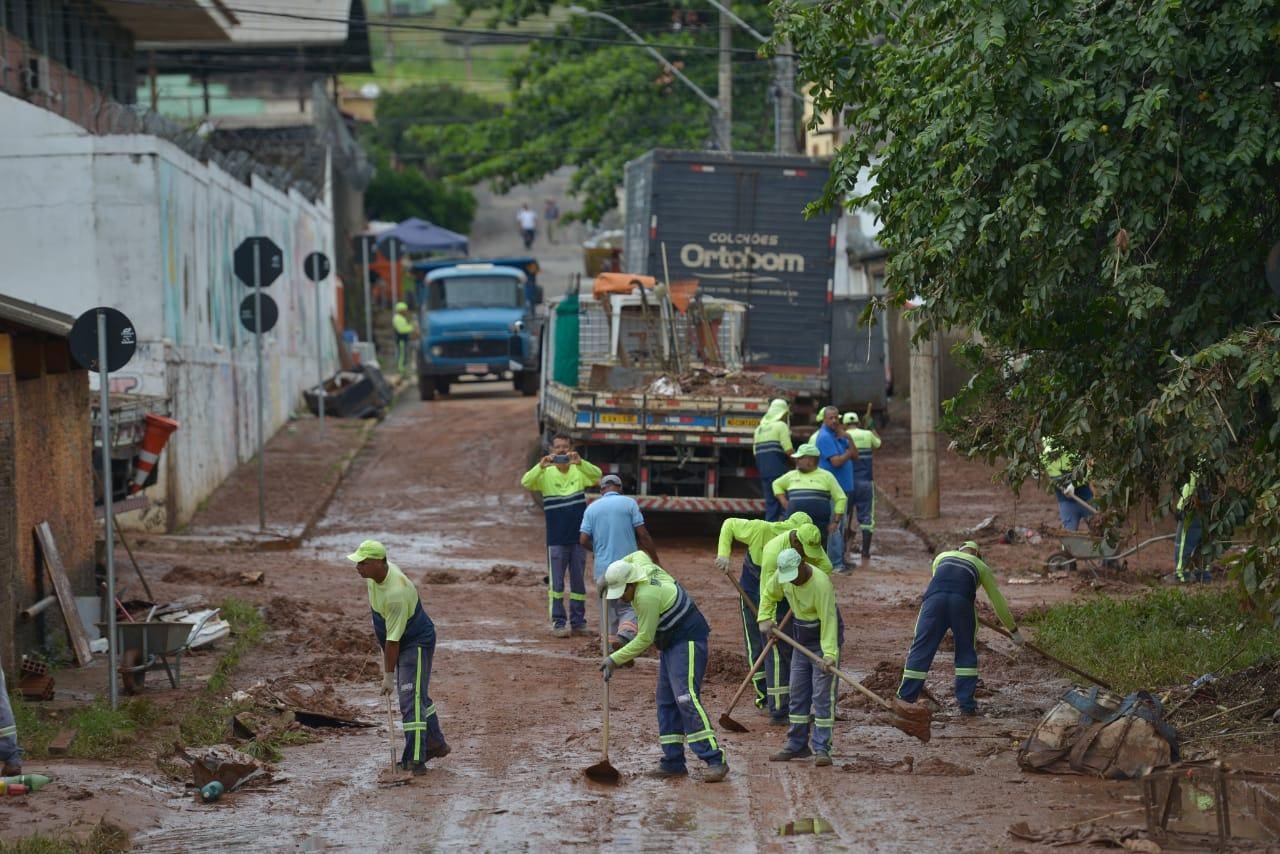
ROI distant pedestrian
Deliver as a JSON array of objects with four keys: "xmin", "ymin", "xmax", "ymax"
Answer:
[
  {"xmin": 814, "ymin": 406, "xmax": 857, "ymax": 573},
  {"xmin": 843, "ymin": 411, "xmax": 882, "ymax": 567},
  {"xmin": 752, "ymin": 398, "xmax": 793, "ymax": 522},
  {"xmin": 760, "ymin": 547, "xmax": 842, "ymax": 766},
  {"xmin": 543, "ymin": 198, "xmax": 560, "ymax": 244},
  {"xmin": 580, "ymin": 474, "xmax": 659, "ymax": 646},
  {"xmin": 393, "ymin": 301, "xmax": 414, "ymax": 376},
  {"xmin": 521, "ymin": 433, "xmax": 602, "ymax": 637},
  {"xmin": 772, "ymin": 444, "xmax": 846, "ymax": 548},
  {"xmin": 1174, "ymin": 473, "xmax": 1209, "ymax": 583},
  {"xmin": 517, "ymin": 204, "xmax": 538, "ymax": 249},
  {"xmin": 897, "ymin": 541, "xmax": 1022, "ymax": 716},
  {"xmin": 0, "ymin": 666, "xmax": 22, "ymax": 775},
  {"xmin": 347, "ymin": 540, "xmax": 449, "ymax": 774},
  {"xmin": 598, "ymin": 553, "xmax": 728, "ymax": 783}
]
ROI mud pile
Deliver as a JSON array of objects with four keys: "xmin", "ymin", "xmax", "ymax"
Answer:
[
  {"xmin": 839, "ymin": 660, "xmax": 901, "ymax": 709},
  {"xmin": 161, "ymin": 565, "xmax": 263, "ymax": 586},
  {"xmin": 481, "ymin": 564, "xmax": 543, "ymax": 586},
  {"xmin": 623, "ymin": 369, "xmax": 783, "ymax": 399},
  {"xmin": 1170, "ymin": 656, "xmax": 1280, "ymax": 739}
]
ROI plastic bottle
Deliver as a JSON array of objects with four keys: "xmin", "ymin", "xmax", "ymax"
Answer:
[
  {"xmin": 200, "ymin": 781, "xmax": 224, "ymax": 803},
  {"xmin": 2, "ymin": 774, "xmax": 50, "ymax": 792},
  {"xmin": 0, "ymin": 782, "xmax": 28, "ymax": 796}
]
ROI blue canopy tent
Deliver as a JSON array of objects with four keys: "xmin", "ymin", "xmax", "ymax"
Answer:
[{"xmin": 376, "ymin": 217, "xmax": 469, "ymax": 255}]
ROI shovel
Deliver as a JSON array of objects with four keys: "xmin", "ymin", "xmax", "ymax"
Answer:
[
  {"xmin": 767, "ymin": 627, "xmax": 933, "ymax": 743},
  {"xmin": 377, "ymin": 689, "xmax": 413, "ymax": 786},
  {"xmin": 584, "ymin": 593, "xmax": 621, "ymax": 785},
  {"xmin": 977, "ymin": 616, "xmax": 1113, "ymax": 690},
  {"xmin": 718, "ymin": 611, "xmax": 794, "ymax": 733}
]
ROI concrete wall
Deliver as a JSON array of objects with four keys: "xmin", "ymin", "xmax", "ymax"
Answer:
[
  {"xmin": 0, "ymin": 333, "xmax": 94, "ymax": 670},
  {"xmin": 0, "ymin": 93, "xmax": 338, "ymax": 530}
]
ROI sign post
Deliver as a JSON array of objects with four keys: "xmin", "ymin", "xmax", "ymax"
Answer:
[
  {"xmin": 303, "ymin": 251, "xmax": 332, "ymax": 438},
  {"xmin": 355, "ymin": 234, "xmax": 377, "ymax": 347},
  {"xmin": 234, "ymin": 236, "xmax": 284, "ymax": 534},
  {"xmin": 383, "ymin": 236, "xmax": 405, "ymax": 308},
  {"xmin": 69, "ymin": 307, "xmax": 137, "ymax": 710}
]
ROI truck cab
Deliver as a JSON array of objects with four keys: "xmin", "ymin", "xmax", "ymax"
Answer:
[{"xmin": 414, "ymin": 263, "xmax": 542, "ymax": 400}]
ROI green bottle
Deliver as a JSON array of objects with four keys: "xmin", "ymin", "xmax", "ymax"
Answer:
[
  {"xmin": 200, "ymin": 781, "xmax": 224, "ymax": 803},
  {"xmin": 2, "ymin": 775, "xmax": 50, "ymax": 792}
]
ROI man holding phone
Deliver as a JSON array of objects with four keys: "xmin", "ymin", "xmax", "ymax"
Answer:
[{"xmin": 522, "ymin": 433, "xmax": 602, "ymax": 637}]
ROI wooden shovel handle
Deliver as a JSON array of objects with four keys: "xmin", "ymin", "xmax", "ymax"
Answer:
[
  {"xmin": 976, "ymin": 615, "xmax": 1112, "ymax": 690},
  {"xmin": 722, "ymin": 611, "xmax": 794, "ymax": 715},
  {"xmin": 768, "ymin": 627, "xmax": 894, "ymax": 713}
]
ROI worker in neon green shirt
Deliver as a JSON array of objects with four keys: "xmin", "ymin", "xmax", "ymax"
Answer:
[
  {"xmin": 347, "ymin": 540, "xmax": 449, "ymax": 774},
  {"xmin": 393, "ymin": 301, "xmax": 415, "ymax": 375},
  {"xmin": 759, "ymin": 547, "xmax": 842, "ymax": 766},
  {"xmin": 752, "ymin": 398, "xmax": 793, "ymax": 521},
  {"xmin": 772, "ymin": 444, "xmax": 847, "ymax": 546},
  {"xmin": 714, "ymin": 511, "xmax": 813, "ymax": 715},
  {"xmin": 521, "ymin": 433, "xmax": 602, "ymax": 636},
  {"xmin": 599, "ymin": 553, "xmax": 728, "ymax": 783},
  {"xmin": 1174, "ymin": 473, "xmax": 1209, "ymax": 583},
  {"xmin": 752, "ymin": 523, "xmax": 830, "ymax": 723},
  {"xmin": 844, "ymin": 412, "xmax": 882, "ymax": 567},
  {"xmin": 897, "ymin": 541, "xmax": 1021, "ymax": 716}
]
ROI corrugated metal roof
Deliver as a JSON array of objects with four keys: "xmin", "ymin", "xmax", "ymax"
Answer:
[{"xmin": 0, "ymin": 295, "xmax": 74, "ymax": 338}]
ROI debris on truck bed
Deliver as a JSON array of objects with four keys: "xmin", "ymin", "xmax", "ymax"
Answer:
[{"xmin": 622, "ymin": 368, "xmax": 784, "ymax": 398}]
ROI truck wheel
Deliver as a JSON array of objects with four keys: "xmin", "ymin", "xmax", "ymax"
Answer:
[
  {"xmin": 436, "ymin": 377, "xmax": 451, "ymax": 396},
  {"xmin": 418, "ymin": 373, "xmax": 435, "ymax": 401},
  {"xmin": 517, "ymin": 371, "xmax": 539, "ymax": 397}
]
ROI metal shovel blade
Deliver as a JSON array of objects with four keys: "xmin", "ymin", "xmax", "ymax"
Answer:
[
  {"xmin": 888, "ymin": 698, "xmax": 933, "ymax": 743},
  {"xmin": 584, "ymin": 759, "xmax": 621, "ymax": 785},
  {"xmin": 718, "ymin": 712, "xmax": 749, "ymax": 734}
]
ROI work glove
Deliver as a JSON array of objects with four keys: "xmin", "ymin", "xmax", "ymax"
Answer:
[
  {"xmin": 1062, "ymin": 482, "xmax": 1075, "ymax": 497},
  {"xmin": 380, "ymin": 671, "xmax": 396, "ymax": 696},
  {"xmin": 714, "ymin": 556, "xmax": 731, "ymax": 573},
  {"xmin": 758, "ymin": 620, "xmax": 775, "ymax": 636},
  {"xmin": 600, "ymin": 655, "xmax": 616, "ymax": 682},
  {"xmin": 1009, "ymin": 629, "xmax": 1026, "ymax": 647},
  {"xmin": 822, "ymin": 655, "xmax": 837, "ymax": 672}
]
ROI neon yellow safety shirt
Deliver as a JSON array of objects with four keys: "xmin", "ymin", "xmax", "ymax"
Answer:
[
  {"xmin": 367, "ymin": 561, "xmax": 421, "ymax": 642},
  {"xmin": 752, "ymin": 400, "xmax": 793, "ymax": 458},
  {"xmin": 929, "ymin": 550, "xmax": 1018, "ymax": 632},
  {"xmin": 1177, "ymin": 472, "xmax": 1199, "ymax": 512},
  {"xmin": 772, "ymin": 468, "xmax": 847, "ymax": 511},
  {"xmin": 1040, "ymin": 438, "xmax": 1077, "ymax": 481},
  {"xmin": 760, "ymin": 529, "xmax": 832, "ymax": 595},
  {"xmin": 521, "ymin": 459, "xmax": 603, "ymax": 545},
  {"xmin": 759, "ymin": 565, "xmax": 840, "ymax": 659},
  {"xmin": 393, "ymin": 313, "xmax": 413, "ymax": 335},
  {"xmin": 716, "ymin": 517, "xmax": 800, "ymax": 566},
  {"xmin": 607, "ymin": 551, "xmax": 676, "ymax": 666}
]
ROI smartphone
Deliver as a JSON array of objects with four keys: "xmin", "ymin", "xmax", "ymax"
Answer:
[{"xmin": 552, "ymin": 454, "xmax": 571, "ymax": 464}]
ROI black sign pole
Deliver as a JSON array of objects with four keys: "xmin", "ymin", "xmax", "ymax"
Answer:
[
  {"xmin": 317, "ymin": 263, "xmax": 325, "ymax": 440},
  {"xmin": 390, "ymin": 239, "xmax": 399, "ymax": 308},
  {"xmin": 254, "ymin": 241, "xmax": 266, "ymax": 534},
  {"xmin": 362, "ymin": 239, "xmax": 373, "ymax": 346},
  {"xmin": 97, "ymin": 309, "xmax": 119, "ymax": 710}
]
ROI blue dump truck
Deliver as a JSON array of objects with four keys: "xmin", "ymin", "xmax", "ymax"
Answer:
[{"xmin": 410, "ymin": 258, "xmax": 544, "ymax": 401}]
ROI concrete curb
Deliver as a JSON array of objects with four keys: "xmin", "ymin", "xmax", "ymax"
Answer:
[{"xmin": 873, "ymin": 483, "xmax": 941, "ymax": 555}]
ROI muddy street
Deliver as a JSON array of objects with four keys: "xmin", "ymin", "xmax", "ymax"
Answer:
[{"xmin": 23, "ymin": 385, "xmax": 1146, "ymax": 852}]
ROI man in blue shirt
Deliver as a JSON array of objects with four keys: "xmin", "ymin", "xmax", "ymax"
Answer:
[
  {"xmin": 580, "ymin": 474, "xmax": 660, "ymax": 644},
  {"xmin": 813, "ymin": 406, "xmax": 857, "ymax": 573}
]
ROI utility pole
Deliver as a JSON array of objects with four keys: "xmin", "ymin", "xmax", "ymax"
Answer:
[
  {"xmin": 776, "ymin": 41, "xmax": 796, "ymax": 153},
  {"xmin": 717, "ymin": 2, "xmax": 732, "ymax": 151},
  {"xmin": 909, "ymin": 318, "xmax": 940, "ymax": 518}
]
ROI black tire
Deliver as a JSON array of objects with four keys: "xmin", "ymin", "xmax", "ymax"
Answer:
[
  {"xmin": 435, "ymin": 377, "xmax": 451, "ymax": 395},
  {"xmin": 1044, "ymin": 551, "xmax": 1078, "ymax": 573},
  {"xmin": 517, "ymin": 371, "xmax": 539, "ymax": 397},
  {"xmin": 418, "ymin": 373, "xmax": 435, "ymax": 401}
]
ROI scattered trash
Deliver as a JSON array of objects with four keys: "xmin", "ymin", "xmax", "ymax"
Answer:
[
  {"xmin": 1002, "ymin": 526, "xmax": 1042, "ymax": 545},
  {"xmin": 19, "ymin": 674, "xmax": 55, "ymax": 701},
  {"xmin": 964, "ymin": 515, "xmax": 997, "ymax": 535},
  {"xmin": 160, "ymin": 609, "xmax": 231, "ymax": 649},
  {"xmin": 48, "ymin": 729, "xmax": 78, "ymax": 755},
  {"xmin": 199, "ymin": 781, "xmax": 224, "ymax": 803},
  {"xmin": 177, "ymin": 744, "xmax": 274, "ymax": 793},
  {"xmin": 238, "ymin": 571, "xmax": 264, "ymax": 585},
  {"xmin": 778, "ymin": 817, "xmax": 833, "ymax": 836},
  {"xmin": 3, "ymin": 774, "xmax": 50, "ymax": 792},
  {"xmin": 304, "ymin": 366, "xmax": 393, "ymax": 419},
  {"xmin": 0, "ymin": 781, "xmax": 29, "ymax": 796}
]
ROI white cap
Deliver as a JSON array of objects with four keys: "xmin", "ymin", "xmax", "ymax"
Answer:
[{"xmin": 603, "ymin": 559, "xmax": 648, "ymax": 599}]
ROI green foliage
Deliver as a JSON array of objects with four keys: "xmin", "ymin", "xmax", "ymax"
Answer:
[
  {"xmin": 10, "ymin": 696, "xmax": 157, "ymax": 760},
  {"xmin": 0, "ymin": 824, "xmax": 129, "ymax": 854},
  {"xmin": 783, "ymin": 0, "xmax": 1280, "ymax": 617},
  {"xmin": 418, "ymin": 2, "xmax": 781, "ymax": 222},
  {"xmin": 206, "ymin": 598, "xmax": 266, "ymax": 694},
  {"xmin": 1028, "ymin": 589, "xmax": 1280, "ymax": 691},
  {"xmin": 364, "ymin": 152, "xmax": 479, "ymax": 234}
]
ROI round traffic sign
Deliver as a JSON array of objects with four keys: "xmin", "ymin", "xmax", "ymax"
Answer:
[
  {"xmin": 69, "ymin": 307, "xmax": 136, "ymax": 372},
  {"xmin": 303, "ymin": 251, "xmax": 331, "ymax": 283},
  {"xmin": 239, "ymin": 294, "xmax": 279, "ymax": 334},
  {"xmin": 234, "ymin": 236, "xmax": 284, "ymax": 288}
]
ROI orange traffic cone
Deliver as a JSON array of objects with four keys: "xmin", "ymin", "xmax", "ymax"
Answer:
[{"xmin": 129, "ymin": 414, "xmax": 179, "ymax": 493}]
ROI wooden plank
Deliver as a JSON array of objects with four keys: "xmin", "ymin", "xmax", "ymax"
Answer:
[
  {"xmin": 35, "ymin": 522, "xmax": 93, "ymax": 667},
  {"xmin": 47, "ymin": 729, "xmax": 77, "ymax": 755}
]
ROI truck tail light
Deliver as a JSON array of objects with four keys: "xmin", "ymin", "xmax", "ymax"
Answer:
[{"xmin": 650, "ymin": 215, "xmax": 657, "ymax": 240}]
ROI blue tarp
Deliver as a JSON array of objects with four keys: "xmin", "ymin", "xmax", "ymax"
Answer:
[{"xmin": 377, "ymin": 218, "xmax": 469, "ymax": 254}]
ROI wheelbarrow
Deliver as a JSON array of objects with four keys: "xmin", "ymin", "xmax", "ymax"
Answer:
[
  {"xmin": 98, "ymin": 610, "xmax": 220, "ymax": 694},
  {"xmin": 1044, "ymin": 532, "xmax": 1175, "ymax": 573}
]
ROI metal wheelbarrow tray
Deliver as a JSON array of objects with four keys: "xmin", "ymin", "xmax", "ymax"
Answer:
[
  {"xmin": 97, "ymin": 613, "xmax": 213, "ymax": 694},
  {"xmin": 1044, "ymin": 532, "xmax": 1175, "ymax": 573}
]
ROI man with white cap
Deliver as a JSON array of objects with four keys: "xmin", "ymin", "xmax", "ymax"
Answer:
[
  {"xmin": 715, "ymin": 511, "xmax": 814, "ymax": 718},
  {"xmin": 771, "ymin": 444, "xmax": 847, "ymax": 547},
  {"xmin": 755, "ymin": 523, "xmax": 832, "ymax": 724},
  {"xmin": 759, "ymin": 547, "xmax": 842, "ymax": 766},
  {"xmin": 897, "ymin": 541, "xmax": 1022, "ymax": 717},
  {"xmin": 598, "ymin": 552, "xmax": 728, "ymax": 783},
  {"xmin": 580, "ymin": 474, "xmax": 659, "ymax": 645},
  {"xmin": 752, "ymin": 398, "xmax": 794, "ymax": 521},
  {"xmin": 348, "ymin": 540, "xmax": 449, "ymax": 774}
]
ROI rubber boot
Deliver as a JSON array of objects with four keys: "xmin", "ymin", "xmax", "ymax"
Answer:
[{"xmin": 860, "ymin": 530, "xmax": 872, "ymax": 568}]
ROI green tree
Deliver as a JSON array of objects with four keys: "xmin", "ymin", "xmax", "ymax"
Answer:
[
  {"xmin": 433, "ymin": 2, "xmax": 783, "ymax": 222},
  {"xmin": 780, "ymin": 0, "xmax": 1280, "ymax": 617},
  {"xmin": 364, "ymin": 149, "xmax": 478, "ymax": 233}
]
